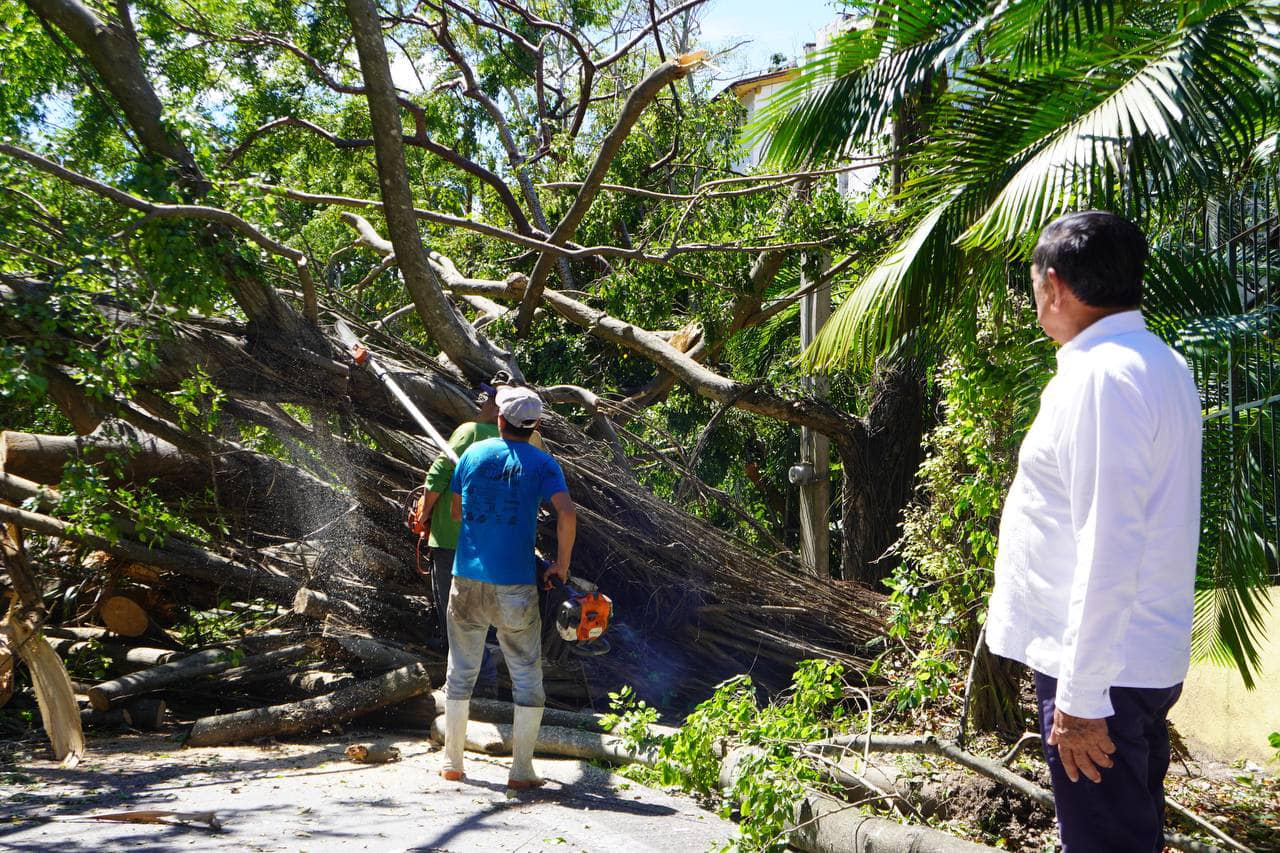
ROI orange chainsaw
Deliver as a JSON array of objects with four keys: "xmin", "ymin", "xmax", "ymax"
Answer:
[{"xmin": 542, "ymin": 564, "xmax": 612, "ymax": 656}]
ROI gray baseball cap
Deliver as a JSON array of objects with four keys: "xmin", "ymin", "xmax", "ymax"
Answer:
[{"xmin": 495, "ymin": 385, "xmax": 543, "ymax": 428}]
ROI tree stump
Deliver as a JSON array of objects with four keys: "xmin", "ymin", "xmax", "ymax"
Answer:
[{"xmin": 99, "ymin": 594, "xmax": 150, "ymax": 637}]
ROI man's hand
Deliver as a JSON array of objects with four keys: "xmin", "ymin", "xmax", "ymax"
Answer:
[
  {"xmin": 1047, "ymin": 708, "xmax": 1115, "ymax": 783},
  {"xmin": 543, "ymin": 560, "xmax": 569, "ymax": 585}
]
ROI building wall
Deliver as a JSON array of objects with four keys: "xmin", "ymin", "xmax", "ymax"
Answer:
[
  {"xmin": 734, "ymin": 77, "xmax": 795, "ymax": 171},
  {"xmin": 1168, "ymin": 588, "xmax": 1280, "ymax": 767}
]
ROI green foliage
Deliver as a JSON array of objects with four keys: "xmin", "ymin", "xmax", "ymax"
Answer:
[
  {"xmin": 878, "ymin": 297, "xmax": 1052, "ymax": 709},
  {"xmin": 1270, "ymin": 730, "xmax": 1280, "ymax": 760},
  {"xmin": 613, "ymin": 660, "xmax": 855, "ymax": 852},
  {"xmin": 52, "ymin": 438, "xmax": 208, "ymax": 547},
  {"xmin": 755, "ymin": 0, "xmax": 1280, "ymax": 370},
  {"xmin": 62, "ymin": 637, "xmax": 114, "ymax": 682},
  {"xmin": 171, "ymin": 366, "xmax": 225, "ymax": 434},
  {"xmin": 174, "ymin": 599, "xmax": 279, "ymax": 647}
]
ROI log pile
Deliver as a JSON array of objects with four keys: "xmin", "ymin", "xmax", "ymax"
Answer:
[{"xmin": 0, "ymin": 278, "xmax": 886, "ymax": 746}]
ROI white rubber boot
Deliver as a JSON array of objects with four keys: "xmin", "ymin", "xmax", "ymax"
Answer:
[
  {"xmin": 507, "ymin": 705, "xmax": 545, "ymax": 789},
  {"xmin": 442, "ymin": 698, "xmax": 469, "ymax": 780}
]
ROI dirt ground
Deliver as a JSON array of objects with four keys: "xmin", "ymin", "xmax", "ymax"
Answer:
[{"xmin": 0, "ymin": 730, "xmax": 734, "ymax": 852}]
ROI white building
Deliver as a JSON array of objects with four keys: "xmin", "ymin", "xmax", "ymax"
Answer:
[{"xmin": 724, "ymin": 13, "xmax": 880, "ymax": 197}]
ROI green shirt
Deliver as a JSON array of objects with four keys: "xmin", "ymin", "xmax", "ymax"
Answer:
[{"xmin": 424, "ymin": 422, "xmax": 499, "ymax": 549}]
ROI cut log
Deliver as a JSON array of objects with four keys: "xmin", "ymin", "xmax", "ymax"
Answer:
[
  {"xmin": 323, "ymin": 623, "xmax": 428, "ymax": 670},
  {"xmin": 344, "ymin": 742, "xmax": 401, "ymax": 763},
  {"xmin": 85, "ymin": 642, "xmax": 312, "ymax": 711},
  {"xmin": 292, "ymin": 587, "xmax": 335, "ymax": 620},
  {"xmin": 285, "ymin": 670, "xmax": 358, "ymax": 694},
  {"xmin": 81, "ymin": 706, "xmax": 131, "ymax": 729},
  {"xmin": 123, "ymin": 697, "xmax": 168, "ymax": 730},
  {"xmin": 791, "ymin": 792, "xmax": 999, "ymax": 853},
  {"xmin": 99, "ymin": 594, "xmax": 150, "ymax": 637},
  {"xmin": 46, "ymin": 637, "xmax": 181, "ymax": 671},
  {"xmin": 88, "ymin": 648, "xmax": 235, "ymax": 711},
  {"xmin": 429, "ymin": 689, "xmax": 634, "ymax": 734},
  {"xmin": 429, "ymin": 715, "xmax": 508, "ymax": 754},
  {"xmin": 428, "ymin": 715, "xmax": 657, "ymax": 765},
  {"xmin": 185, "ymin": 661, "xmax": 431, "ymax": 747},
  {"xmin": 356, "ymin": 692, "xmax": 436, "ymax": 730}
]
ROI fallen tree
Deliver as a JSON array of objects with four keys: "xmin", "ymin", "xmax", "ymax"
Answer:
[{"xmin": 1, "ymin": 0, "xmax": 909, "ymax": 767}]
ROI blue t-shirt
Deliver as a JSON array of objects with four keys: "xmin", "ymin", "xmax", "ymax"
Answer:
[{"xmin": 449, "ymin": 438, "xmax": 568, "ymax": 585}]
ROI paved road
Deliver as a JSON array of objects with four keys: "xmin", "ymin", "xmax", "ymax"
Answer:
[{"xmin": 0, "ymin": 730, "xmax": 733, "ymax": 852}]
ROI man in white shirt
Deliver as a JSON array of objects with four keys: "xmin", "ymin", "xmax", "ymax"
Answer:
[{"xmin": 986, "ymin": 211, "xmax": 1202, "ymax": 852}]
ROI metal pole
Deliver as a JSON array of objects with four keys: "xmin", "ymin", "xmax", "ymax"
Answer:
[
  {"xmin": 333, "ymin": 320, "xmax": 459, "ymax": 463},
  {"xmin": 798, "ymin": 254, "xmax": 831, "ymax": 577}
]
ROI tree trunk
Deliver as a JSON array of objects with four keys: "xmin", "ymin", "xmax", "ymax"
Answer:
[
  {"xmin": 969, "ymin": 644, "xmax": 1025, "ymax": 740},
  {"xmin": 185, "ymin": 661, "xmax": 431, "ymax": 747},
  {"xmin": 839, "ymin": 363, "xmax": 925, "ymax": 585},
  {"xmin": 88, "ymin": 644, "xmax": 312, "ymax": 711},
  {"xmin": 0, "ymin": 428, "xmax": 197, "ymax": 488}
]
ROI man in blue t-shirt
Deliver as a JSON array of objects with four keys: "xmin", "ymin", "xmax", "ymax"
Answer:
[{"xmin": 441, "ymin": 385, "xmax": 576, "ymax": 789}]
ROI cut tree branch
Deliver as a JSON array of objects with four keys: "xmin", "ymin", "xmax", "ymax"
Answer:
[
  {"xmin": 516, "ymin": 51, "xmax": 707, "ymax": 334},
  {"xmin": 342, "ymin": 0, "xmax": 512, "ymax": 380},
  {"xmin": 0, "ymin": 144, "xmax": 319, "ymax": 322}
]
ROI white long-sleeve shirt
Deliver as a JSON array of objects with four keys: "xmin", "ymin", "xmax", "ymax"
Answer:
[{"xmin": 986, "ymin": 310, "xmax": 1202, "ymax": 718}]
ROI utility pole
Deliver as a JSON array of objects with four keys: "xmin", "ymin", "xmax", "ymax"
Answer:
[{"xmin": 793, "ymin": 254, "xmax": 831, "ymax": 576}]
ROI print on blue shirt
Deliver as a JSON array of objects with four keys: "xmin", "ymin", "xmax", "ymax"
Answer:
[{"xmin": 450, "ymin": 438, "xmax": 568, "ymax": 586}]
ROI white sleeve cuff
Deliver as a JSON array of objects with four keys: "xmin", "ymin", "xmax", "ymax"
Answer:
[{"xmin": 1054, "ymin": 680, "xmax": 1114, "ymax": 719}]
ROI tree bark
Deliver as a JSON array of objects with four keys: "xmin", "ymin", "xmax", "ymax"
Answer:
[
  {"xmin": 342, "ymin": 0, "xmax": 511, "ymax": 380},
  {"xmin": 838, "ymin": 363, "xmax": 925, "ymax": 583},
  {"xmin": 185, "ymin": 661, "xmax": 431, "ymax": 746},
  {"xmin": 88, "ymin": 643, "xmax": 313, "ymax": 711},
  {"xmin": 0, "ymin": 429, "xmax": 197, "ymax": 488}
]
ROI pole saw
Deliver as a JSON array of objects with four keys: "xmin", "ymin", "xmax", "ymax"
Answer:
[
  {"xmin": 333, "ymin": 318, "xmax": 457, "ymax": 464},
  {"xmin": 334, "ymin": 318, "xmax": 455, "ymax": 542}
]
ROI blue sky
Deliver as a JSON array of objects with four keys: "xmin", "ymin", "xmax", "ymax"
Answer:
[{"xmin": 697, "ymin": 0, "xmax": 842, "ymax": 75}]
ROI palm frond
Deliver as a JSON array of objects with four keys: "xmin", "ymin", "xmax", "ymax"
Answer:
[
  {"xmin": 984, "ymin": 0, "xmax": 1123, "ymax": 70},
  {"xmin": 1193, "ymin": 402, "xmax": 1277, "ymax": 687},
  {"xmin": 960, "ymin": 5, "xmax": 1274, "ymax": 252},
  {"xmin": 750, "ymin": 0, "xmax": 994, "ymax": 168},
  {"xmin": 803, "ymin": 188, "xmax": 980, "ymax": 370}
]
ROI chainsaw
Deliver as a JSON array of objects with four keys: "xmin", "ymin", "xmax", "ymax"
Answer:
[
  {"xmin": 404, "ymin": 484, "xmax": 430, "ymax": 540},
  {"xmin": 542, "ymin": 564, "xmax": 612, "ymax": 658}
]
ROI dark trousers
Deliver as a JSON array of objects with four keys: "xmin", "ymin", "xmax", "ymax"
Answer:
[
  {"xmin": 1034, "ymin": 671, "xmax": 1182, "ymax": 852},
  {"xmin": 431, "ymin": 548, "xmax": 497, "ymax": 688}
]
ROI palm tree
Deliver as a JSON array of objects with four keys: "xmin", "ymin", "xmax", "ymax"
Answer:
[{"xmin": 752, "ymin": 0, "xmax": 1280, "ymax": 684}]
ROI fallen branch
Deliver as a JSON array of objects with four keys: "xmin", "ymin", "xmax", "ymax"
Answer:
[
  {"xmin": 88, "ymin": 644, "xmax": 311, "ymax": 711},
  {"xmin": 790, "ymin": 792, "xmax": 998, "ymax": 853},
  {"xmin": 812, "ymin": 734, "xmax": 1229, "ymax": 853},
  {"xmin": 82, "ymin": 810, "xmax": 221, "ymax": 830},
  {"xmin": 0, "ymin": 501, "xmax": 294, "ymax": 599},
  {"xmin": 185, "ymin": 661, "xmax": 431, "ymax": 746},
  {"xmin": 429, "ymin": 715, "xmax": 657, "ymax": 765}
]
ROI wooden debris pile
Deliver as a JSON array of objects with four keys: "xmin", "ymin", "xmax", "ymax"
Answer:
[{"xmin": 0, "ymin": 282, "xmax": 885, "ymax": 749}]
